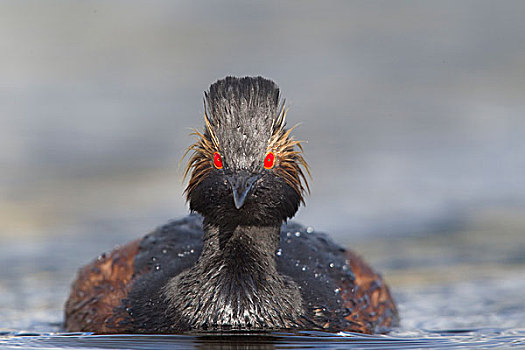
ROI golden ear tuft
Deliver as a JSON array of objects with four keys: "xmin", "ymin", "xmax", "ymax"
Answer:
[
  {"xmin": 183, "ymin": 110, "xmax": 220, "ymax": 200},
  {"xmin": 267, "ymin": 105, "xmax": 310, "ymax": 203}
]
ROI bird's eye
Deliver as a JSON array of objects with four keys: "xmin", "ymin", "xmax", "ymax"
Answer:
[
  {"xmin": 264, "ymin": 152, "xmax": 275, "ymax": 169},
  {"xmin": 213, "ymin": 152, "xmax": 223, "ymax": 169}
]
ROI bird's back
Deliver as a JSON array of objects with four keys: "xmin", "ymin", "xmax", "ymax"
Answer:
[{"xmin": 65, "ymin": 214, "xmax": 398, "ymax": 333}]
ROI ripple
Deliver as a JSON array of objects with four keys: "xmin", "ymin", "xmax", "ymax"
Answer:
[{"xmin": 0, "ymin": 329, "xmax": 524, "ymax": 349}]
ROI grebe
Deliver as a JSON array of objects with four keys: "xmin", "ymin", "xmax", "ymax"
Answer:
[{"xmin": 64, "ymin": 76, "xmax": 398, "ymax": 334}]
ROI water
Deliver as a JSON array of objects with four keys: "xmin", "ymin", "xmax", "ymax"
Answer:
[
  {"xmin": 1, "ymin": 214, "xmax": 524, "ymax": 348},
  {"xmin": 2, "ymin": 1, "xmax": 525, "ymax": 348},
  {"xmin": 2, "ymin": 329, "xmax": 525, "ymax": 349}
]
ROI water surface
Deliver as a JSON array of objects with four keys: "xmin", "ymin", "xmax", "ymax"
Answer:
[
  {"xmin": 1, "ymin": 214, "xmax": 524, "ymax": 349},
  {"xmin": 2, "ymin": 329, "xmax": 525, "ymax": 349}
]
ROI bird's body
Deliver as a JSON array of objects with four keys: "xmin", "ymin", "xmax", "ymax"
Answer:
[{"xmin": 65, "ymin": 77, "xmax": 398, "ymax": 334}]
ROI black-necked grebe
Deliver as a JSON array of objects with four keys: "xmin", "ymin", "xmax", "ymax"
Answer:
[{"xmin": 65, "ymin": 76, "xmax": 398, "ymax": 334}]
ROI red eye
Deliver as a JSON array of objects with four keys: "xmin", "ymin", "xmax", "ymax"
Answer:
[
  {"xmin": 213, "ymin": 152, "xmax": 223, "ymax": 169},
  {"xmin": 264, "ymin": 152, "xmax": 275, "ymax": 169}
]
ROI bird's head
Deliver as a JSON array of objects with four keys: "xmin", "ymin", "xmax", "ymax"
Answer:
[{"xmin": 184, "ymin": 76, "xmax": 309, "ymax": 227}]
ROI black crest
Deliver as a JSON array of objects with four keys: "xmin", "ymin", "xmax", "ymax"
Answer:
[{"xmin": 204, "ymin": 76, "xmax": 281, "ymax": 171}]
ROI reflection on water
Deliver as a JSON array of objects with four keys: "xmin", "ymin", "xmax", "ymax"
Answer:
[{"xmin": 2, "ymin": 329, "xmax": 525, "ymax": 349}]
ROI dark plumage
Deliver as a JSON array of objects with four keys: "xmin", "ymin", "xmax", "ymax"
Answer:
[{"xmin": 64, "ymin": 76, "xmax": 398, "ymax": 334}]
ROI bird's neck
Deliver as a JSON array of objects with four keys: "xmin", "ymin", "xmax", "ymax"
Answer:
[
  {"xmin": 164, "ymin": 218, "xmax": 304, "ymax": 330},
  {"xmin": 200, "ymin": 219, "xmax": 281, "ymax": 272}
]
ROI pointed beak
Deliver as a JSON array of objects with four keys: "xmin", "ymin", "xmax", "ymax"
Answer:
[{"xmin": 227, "ymin": 173, "xmax": 260, "ymax": 209}]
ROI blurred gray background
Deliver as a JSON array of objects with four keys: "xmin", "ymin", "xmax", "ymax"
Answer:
[
  {"xmin": 1, "ymin": 1, "xmax": 524, "ymax": 245},
  {"xmin": 2, "ymin": 0, "xmax": 525, "ymax": 332}
]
